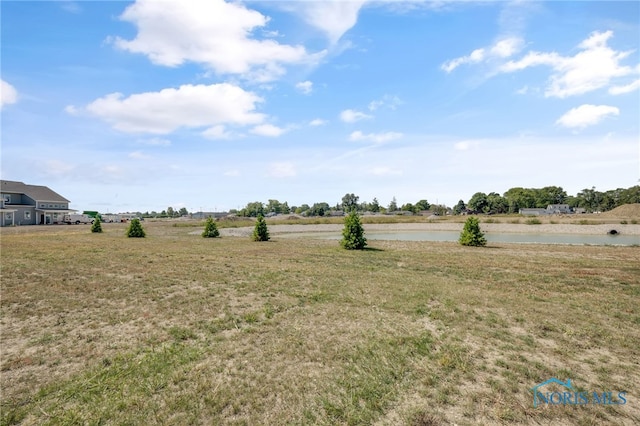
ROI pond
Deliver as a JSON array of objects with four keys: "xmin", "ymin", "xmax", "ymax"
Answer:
[{"xmin": 283, "ymin": 230, "xmax": 640, "ymax": 246}]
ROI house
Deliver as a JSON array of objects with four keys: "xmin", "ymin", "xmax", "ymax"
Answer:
[
  {"xmin": 520, "ymin": 204, "xmax": 575, "ymax": 216},
  {"xmin": 1, "ymin": 180, "xmax": 74, "ymax": 226},
  {"xmin": 546, "ymin": 204, "xmax": 572, "ymax": 214},
  {"xmin": 519, "ymin": 208, "xmax": 548, "ymax": 216}
]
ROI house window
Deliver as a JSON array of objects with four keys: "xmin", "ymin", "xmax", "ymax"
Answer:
[
  {"xmin": 3, "ymin": 195, "xmax": 10, "ymax": 203},
  {"xmin": 25, "ymin": 211, "xmax": 31, "ymax": 220},
  {"xmin": 54, "ymin": 204, "xmax": 59, "ymax": 208}
]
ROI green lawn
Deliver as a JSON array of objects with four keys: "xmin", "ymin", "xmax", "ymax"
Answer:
[{"xmin": 1, "ymin": 222, "xmax": 639, "ymax": 425}]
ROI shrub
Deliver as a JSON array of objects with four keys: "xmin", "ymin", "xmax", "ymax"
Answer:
[
  {"xmin": 525, "ymin": 218, "xmax": 542, "ymax": 225},
  {"xmin": 202, "ymin": 217, "xmax": 220, "ymax": 238},
  {"xmin": 341, "ymin": 210, "xmax": 367, "ymax": 250},
  {"xmin": 459, "ymin": 217, "xmax": 486, "ymax": 247},
  {"xmin": 126, "ymin": 218, "xmax": 146, "ymax": 238},
  {"xmin": 252, "ymin": 214, "xmax": 270, "ymax": 241},
  {"xmin": 91, "ymin": 216, "xmax": 102, "ymax": 233}
]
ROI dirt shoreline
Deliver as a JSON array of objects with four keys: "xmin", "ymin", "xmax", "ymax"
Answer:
[{"xmin": 220, "ymin": 222, "xmax": 640, "ymax": 237}]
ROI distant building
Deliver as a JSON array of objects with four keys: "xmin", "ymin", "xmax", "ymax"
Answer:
[
  {"xmin": 1, "ymin": 180, "xmax": 74, "ymax": 226},
  {"xmin": 520, "ymin": 204, "xmax": 577, "ymax": 216},
  {"xmin": 191, "ymin": 211, "xmax": 228, "ymax": 219},
  {"xmin": 519, "ymin": 208, "xmax": 548, "ymax": 216},
  {"xmin": 546, "ymin": 204, "xmax": 572, "ymax": 214}
]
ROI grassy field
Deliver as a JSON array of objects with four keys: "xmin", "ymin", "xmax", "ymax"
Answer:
[{"xmin": 1, "ymin": 222, "xmax": 639, "ymax": 425}]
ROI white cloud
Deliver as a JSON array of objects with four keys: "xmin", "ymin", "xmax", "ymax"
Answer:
[
  {"xmin": 112, "ymin": 0, "xmax": 325, "ymax": 82},
  {"xmin": 43, "ymin": 159, "xmax": 75, "ymax": 178},
  {"xmin": 349, "ymin": 130, "xmax": 403, "ymax": 143},
  {"xmin": 490, "ymin": 37, "xmax": 524, "ymax": 58},
  {"xmin": 500, "ymin": 30, "xmax": 635, "ymax": 98},
  {"xmin": 59, "ymin": 1, "xmax": 81, "ymax": 14},
  {"xmin": 368, "ymin": 94, "xmax": 402, "ymax": 111},
  {"xmin": 267, "ymin": 162, "xmax": 296, "ymax": 178},
  {"xmin": 442, "ymin": 37, "xmax": 523, "ymax": 72},
  {"xmin": 224, "ymin": 169, "xmax": 240, "ymax": 177},
  {"xmin": 128, "ymin": 151, "xmax": 151, "ymax": 160},
  {"xmin": 340, "ymin": 109, "xmax": 372, "ymax": 123},
  {"xmin": 1, "ymin": 80, "xmax": 18, "ymax": 108},
  {"xmin": 64, "ymin": 105, "xmax": 80, "ymax": 115},
  {"xmin": 138, "ymin": 137, "xmax": 171, "ymax": 146},
  {"xmin": 609, "ymin": 78, "xmax": 640, "ymax": 95},
  {"xmin": 454, "ymin": 140, "xmax": 480, "ymax": 151},
  {"xmin": 291, "ymin": 0, "xmax": 367, "ymax": 44},
  {"xmin": 309, "ymin": 118, "xmax": 328, "ymax": 126},
  {"xmin": 556, "ymin": 104, "xmax": 619, "ymax": 129},
  {"xmin": 250, "ymin": 123, "xmax": 287, "ymax": 137},
  {"xmin": 202, "ymin": 125, "xmax": 235, "ymax": 140},
  {"xmin": 295, "ymin": 80, "xmax": 313, "ymax": 95},
  {"xmin": 84, "ymin": 83, "xmax": 265, "ymax": 134}
]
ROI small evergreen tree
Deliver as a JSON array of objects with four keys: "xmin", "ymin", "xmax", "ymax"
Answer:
[
  {"xmin": 252, "ymin": 214, "xmax": 270, "ymax": 241},
  {"xmin": 91, "ymin": 216, "xmax": 102, "ymax": 233},
  {"xmin": 459, "ymin": 216, "xmax": 486, "ymax": 246},
  {"xmin": 341, "ymin": 210, "xmax": 367, "ymax": 250},
  {"xmin": 126, "ymin": 218, "xmax": 146, "ymax": 238},
  {"xmin": 202, "ymin": 216, "xmax": 220, "ymax": 238}
]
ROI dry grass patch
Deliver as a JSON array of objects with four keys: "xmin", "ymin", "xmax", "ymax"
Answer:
[{"xmin": 1, "ymin": 224, "xmax": 639, "ymax": 425}]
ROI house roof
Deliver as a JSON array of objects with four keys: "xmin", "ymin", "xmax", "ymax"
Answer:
[{"xmin": 1, "ymin": 180, "xmax": 70, "ymax": 203}]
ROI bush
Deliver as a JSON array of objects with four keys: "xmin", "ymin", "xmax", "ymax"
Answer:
[
  {"xmin": 459, "ymin": 216, "xmax": 486, "ymax": 247},
  {"xmin": 341, "ymin": 210, "xmax": 367, "ymax": 250},
  {"xmin": 126, "ymin": 218, "xmax": 146, "ymax": 238},
  {"xmin": 202, "ymin": 217, "xmax": 220, "ymax": 238},
  {"xmin": 91, "ymin": 216, "xmax": 102, "ymax": 233},
  {"xmin": 525, "ymin": 218, "xmax": 542, "ymax": 225},
  {"xmin": 252, "ymin": 214, "xmax": 270, "ymax": 241}
]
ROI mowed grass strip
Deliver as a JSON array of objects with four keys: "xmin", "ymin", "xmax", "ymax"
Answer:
[{"xmin": 1, "ymin": 223, "xmax": 639, "ymax": 425}]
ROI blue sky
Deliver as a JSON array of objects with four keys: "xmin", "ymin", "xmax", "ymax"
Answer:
[{"xmin": 2, "ymin": 0, "xmax": 639, "ymax": 213}]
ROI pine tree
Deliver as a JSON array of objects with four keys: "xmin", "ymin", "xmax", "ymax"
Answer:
[
  {"xmin": 202, "ymin": 216, "xmax": 220, "ymax": 238},
  {"xmin": 459, "ymin": 216, "xmax": 486, "ymax": 247},
  {"xmin": 126, "ymin": 218, "xmax": 146, "ymax": 238},
  {"xmin": 341, "ymin": 210, "xmax": 367, "ymax": 250},
  {"xmin": 91, "ymin": 216, "xmax": 102, "ymax": 233},
  {"xmin": 252, "ymin": 214, "xmax": 270, "ymax": 241}
]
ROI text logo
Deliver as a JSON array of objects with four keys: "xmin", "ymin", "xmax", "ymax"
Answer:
[{"xmin": 531, "ymin": 378, "xmax": 627, "ymax": 408}]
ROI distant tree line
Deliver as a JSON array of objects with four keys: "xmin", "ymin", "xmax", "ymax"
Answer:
[
  {"xmin": 134, "ymin": 185, "xmax": 638, "ymax": 218},
  {"xmin": 458, "ymin": 185, "xmax": 639, "ymax": 215}
]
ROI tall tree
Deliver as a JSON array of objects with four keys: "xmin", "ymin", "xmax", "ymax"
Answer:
[
  {"xmin": 401, "ymin": 203, "xmax": 416, "ymax": 213},
  {"xmin": 468, "ymin": 192, "xmax": 488, "ymax": 213},
  {"xmin": 241, "ymin": 201, "xmax": 265, "ymax": 217},
  {"xmin": 341, "ymin": 193, "xmax": 360, "ymax": 212},
  {"xmin": 487, "ymin": 192, "xmax": 508, "ymax": 214},
  {"xmin": 453, "ymin": 199, "xmax": 466, "ymax": 215},
  {"xmin": 369, "ymin": 197, "xmax": 380, "ymax": 213},
  {"xmin": 415, "ymin": 199, "xmax": 430, "ymax": 211},
  {"xmin": 388, "ymin": 197, "xmax": 398, "ymax": 212},
  {"xmin": 267, "ymin": 199, "xmax": 282, "ymax": 214}
]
